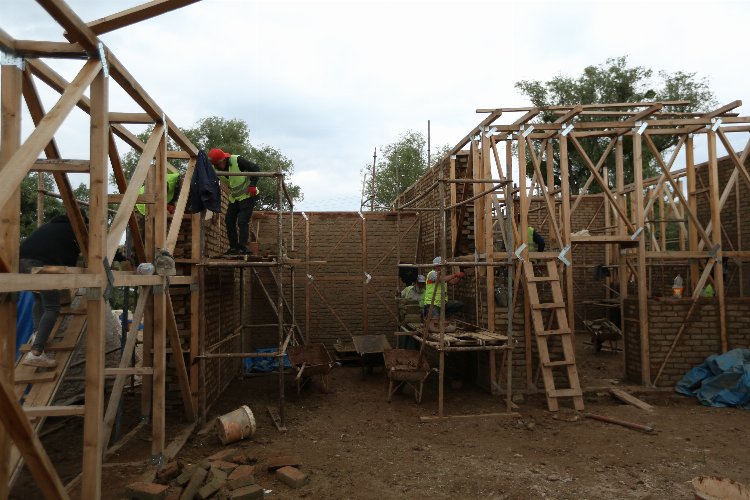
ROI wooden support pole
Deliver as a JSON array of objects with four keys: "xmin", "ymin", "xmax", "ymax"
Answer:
[
  {"xmin": 482, "ymin": 133, "xmax": 495, "ymax": 334},
  {"xmin": 151, "ymin": 132, "xmax": 168, "ymax": 460},
  {"xmin": 362, "ymin": 213, "xmax": 368, "ymax": 336},
  {"xmin": 0, "ymin": 56, "xmax": 23, "ymax": 499},
  {"xmin": 81, "ymin": 66, "xmax": 107, "ymax": 500},
  {"xmin": 560, "ymin": 135, "xmax": 574, "ymax": 342},
  {"xmin": 707, "ymin": 131, "xmax": 728, "ymax": 352},
  {"xmin": 633, "ymin": 131, "xmax": 651, "ymax": 385}
]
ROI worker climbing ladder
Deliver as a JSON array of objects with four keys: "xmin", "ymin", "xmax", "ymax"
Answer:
[{"xmin": 522, "ymin": 258, "xmax": 584, "ymax": 411}]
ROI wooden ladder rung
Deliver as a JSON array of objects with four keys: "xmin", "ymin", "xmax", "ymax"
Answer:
[
  {"xmin": 525, "ymin": 276, "xmax": 557, "ymax": 282},
  {"xmin": 548, "ymin": 388, "xmax": 583, "ymax": 398},
  {"xmin": 23, "ymin": 405, "xmax": 85, "ymax": 417},
  {"xmin": 543, "ymin": 360, "xmax": 576, "ymax": 368},
  {"xmin": 531, "ymin": 302, "xmax": 566, "ymax": 310},
  {"xmin": 537, "ymin": 328, "xmax": 572, "ymax": 336}
]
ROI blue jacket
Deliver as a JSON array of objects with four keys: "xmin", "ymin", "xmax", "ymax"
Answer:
[{"xmin": 189, "ymin": 149, "xmax": 221, "ymax": 213}]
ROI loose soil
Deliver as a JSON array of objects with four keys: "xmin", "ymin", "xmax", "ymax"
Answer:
[{"xmin": 12, "ymin": 342, "xmax": 750, "ymax": 499}]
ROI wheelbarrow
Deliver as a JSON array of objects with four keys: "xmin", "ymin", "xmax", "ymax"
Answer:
[
  {"xmin": 583, "ymin": 318, "xmax": 622, "ymax": 353},
  {"xmin": 351, "ymin": 334, "xmax": 391, "ymax": 378},
  {"xmin": 383, "ymin": 349, "xmax": 430, "ymax": 403},
  {"xmin": 287, "ymin": 343, "xmax": 334, "ymax": 395}
]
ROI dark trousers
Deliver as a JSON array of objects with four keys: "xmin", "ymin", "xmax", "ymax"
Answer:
[
  {"xmin": 225, "ymin": 197, "xmax": 257, "ymax": 248},
  {"xmin": 20, "ymin": 259, "xmax": 60, "ymax": 352},
  {"xmin": 422, "ymin": 300, "xmax": 464, "ymax": 318}
]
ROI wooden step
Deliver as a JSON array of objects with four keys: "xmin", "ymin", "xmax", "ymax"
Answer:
[
  {"xmin": 531, "ymin": 302, "xmax": 566, "ymax": 310},
  {"xmin": 543, "ymin": 360, "xmax": 576, "ymax": 368},
  {"xmin": 525, "ymin": 276, "xmax": 557, "ymax": 282},
  {"xmin": 537, "ymin": 328, "xmax": 572, "ymax": 336},
  {"xmin": 23, "ymin": 405, "xmax": 85, "ymax": 418},
  {"xmin": 15, "ymin": 369, "xmax": 58, "ymax": 385},
  {"xmin": 548, "ymin": 388, "xmax": 583, "ymax": 398}
]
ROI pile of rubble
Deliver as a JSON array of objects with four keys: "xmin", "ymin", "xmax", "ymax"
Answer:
[{"xmin": 124, "ymin": 450, "xmax": 307, "ymax": 499}]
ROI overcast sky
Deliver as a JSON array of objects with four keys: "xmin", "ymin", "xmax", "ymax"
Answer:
[{"xmin": 4, "ymin": 0, "xmax": 749, "ymax": 210}]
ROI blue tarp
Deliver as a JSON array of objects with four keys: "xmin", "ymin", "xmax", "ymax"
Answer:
[
  {"xmin": 675, "ymin": 348, "xmax": 750, "ymax": 409},
  {"xmin": 242, "ymin": 348, "xmax": 291, "ymax": 373},
  {"xmin": 16, "ymin": 291, "xmax": 35, "ymax": 360}
]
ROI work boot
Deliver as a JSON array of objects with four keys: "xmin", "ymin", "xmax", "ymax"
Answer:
[
  {"xmin": 23, "ymin": 351, "xmax": 57, "ymax": 368},
  {"xmin": 224, "ymin": 247, "xmax": 242, "ymax": 255}
]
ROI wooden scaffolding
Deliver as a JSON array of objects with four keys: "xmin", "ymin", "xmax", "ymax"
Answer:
[
  {"xmin": 0, "ymin": 1, "xmax": 225, "ymax": 498},
  {"xmin": 396, "ymin": 99, "xmax": 750, "ymax": 412}
]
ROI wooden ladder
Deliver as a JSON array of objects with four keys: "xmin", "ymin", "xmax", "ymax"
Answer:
[
  {"xmin": 522, "ymin": 259, "xmax": 584, "ymax": 411},
  {"xmin": 10, "ymin": 290, "xmax": 88, "ymax": 484}
]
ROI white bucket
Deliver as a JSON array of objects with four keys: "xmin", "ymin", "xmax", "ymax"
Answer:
[{"xmin": 215, "ymin": 405, "xmax": 256, "ymax": 445}]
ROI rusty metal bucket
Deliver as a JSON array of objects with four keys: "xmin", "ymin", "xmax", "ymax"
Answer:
[
  {"xmin": 692, "ymin": 476, "xmax": 750, "ymax": 500},
  {"xmin": 215, "ymin": 405, "xmax": 256, "ymax": 445}
]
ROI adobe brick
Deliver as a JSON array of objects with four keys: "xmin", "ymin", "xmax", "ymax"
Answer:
[
  {"xmin": 125, "ymin": 481, "xmax": 169, "ymax": 500},
  {"xmin": 275, "ymin": 466, "xmax": 308, "ymax": 489}
]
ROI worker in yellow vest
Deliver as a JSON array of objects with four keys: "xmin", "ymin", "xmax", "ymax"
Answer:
[
  {"xmin": 527, "ymin": 226, "xmax": 546, "ymax": 252},
  {"xmin": 421, "ymin": 256, "xmax": 465, "ymax": 318},
  {"xmin": 208, "ymin": 148, "xmax": 261, "ymax": 255},
  {"xmin": 136, "ymin": 172, "xmax": 182, "ymax": 216}
]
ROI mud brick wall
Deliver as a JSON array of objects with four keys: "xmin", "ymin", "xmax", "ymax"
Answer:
[
  {"xmin": 695, "ymin": 155, "xmax": 750, "ymax": 296},
  {"xmin": 167, "ymin": 188, "xmax": 242, "ymax": 415},
  {"xmin": 249, "ymin": 212, "xmax": 419, "ymax": 351},
  {"xmin": 624, "ymin": 297, "xmax": 750, "ymax": 386}
]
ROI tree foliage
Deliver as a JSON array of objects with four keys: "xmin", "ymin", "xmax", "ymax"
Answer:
[
  {"xmin": 364, "ymin": 131, "xmax": 450, "ymax": 210},
  {"xmin": 117, "ymin": 117, "xmax": 302, "ymax": 210},
  {"xmin": 515, "ymin": 56, "xmax": 717, "ymax": 192},
  {"xmin": 184, "ymin": 116, "xmax": 302, "ymax": 210}
]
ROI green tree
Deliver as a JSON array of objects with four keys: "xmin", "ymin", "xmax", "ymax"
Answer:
[
  {"xmin": 19, "ymin": 174, "xmax": 64, "ymax": 237},
  {"xmin": 365, "ymin": 131, "xmax": 450, "ymax": 210},
  {"xmin": 515, "ymin": 56, "xmax": 717, "ymax": 192},
  {"xmin": 184, "ymin": 116, "xmax": 302, "ymax": 210}
]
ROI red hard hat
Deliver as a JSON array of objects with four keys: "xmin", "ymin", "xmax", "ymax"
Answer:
[{"xmin": 208, "ymin": 148, "xmax": 231, "ymax": 165}]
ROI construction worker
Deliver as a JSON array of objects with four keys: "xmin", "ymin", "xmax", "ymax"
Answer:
[
  {"xmin": 421, "ymin": 256, "xmax": 465, "ymax": 319},
  {"xmin": 401, "ymin": 274, "xmax": 426, "ymax": 303},
  {"xmin": 18, "ymin": 213, "xmax": 129, "ymax": 367},
  {"xmin": 208, "ymin": 148, "xmax": 261, "ymax": 255},
  {"xmin": 136, "ymin": 171, "xmax": 182, "ymax": 215},
  {"xmin": 527, "ymin": 225, "xmax": 546, "ymax": 252}
]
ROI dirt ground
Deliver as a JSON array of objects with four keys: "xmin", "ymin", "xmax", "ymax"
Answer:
[{"xmin": 12, "ymin": 340, "xmax": 750, "ymax": 500}]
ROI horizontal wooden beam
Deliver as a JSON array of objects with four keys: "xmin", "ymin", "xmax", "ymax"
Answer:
[
  {"xmin": 32, "ymin": 159, "xmax": 89, "ymax": 173},
  {"xmin": 11, "ymin": 40, "xmax": 88, "ymax": 59},
  {"xmin": 108, "ymin": 112, "xmax": 153, "ymax": 124},
  {"xmin": 0, "ymin": 273, "xmax": 104, "ymax": 293},
  {"xmin": 23, "ymin": 406, "xmax": 85, "ymax": 417},
  {"xmin": 103, "ymin": 367, "xmax": 153, "ymax": 376}
]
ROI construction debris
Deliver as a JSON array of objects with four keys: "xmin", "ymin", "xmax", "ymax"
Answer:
[
  {"xmin": 584, "ymin": 413, "xmax": 654, "ymax": 433},
  {"xmin": 609, "ymin": 388, "xmax": 654, "ymax": 412}
]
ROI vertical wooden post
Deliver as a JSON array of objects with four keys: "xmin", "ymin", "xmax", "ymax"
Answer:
[
  {"xmin": 685, "ymin": 135, "xmax": 699, "ymax": 291},
  {"xmin": 707, "ymin": 131, "xmax": 727, "ymax": 352},
  {"xmin": 82, "ymin": 65, "xmax": 107, "ymax": 500},
  {"xmin": 0, "ymin": 55, "xmax": 23, "ymax": 500},
  {"xmin": 616, "ymin": 137, "xmax": 628, "ymax": 367},
  {"xmin": 449, "ymin": 156, "xmax": 457, "ymax": 255},
  {"xmin": 518, "ymin": 132, "xmax": 532, "ymax": 387},
  {"xmin": 361, "ymin": 213, "xmax": 367, "ymax": 336},
  {"xmin": 190, "ymin": 213, "xmax": 201, "ymax": 414},
  {"xmin": 304, "ymin": 215, "xmax": 310, "ymax": 343},
  {"xmin": 482, "ymin": 133, "xmax": 494, "ymax": 334},
  {"xmin": 633, "ymin": 131, "xmax": 650, "ymax": 384},
  {"xmin": 151, "ymin": 127, "xmax": 167, "ymax": 460},
  {"xmin": 559, "ymin": 136, "xmax": 574, "ymax": 342},
  {"xmin": 658, "ymin": 189, "xmax": 667, "ymax": 250},
  {"xmin": 276, "ymin": 170, "xmax": 285, "ymax": 425},
  {"xmin": 141, "ymin": 169, "xmax": 154, "ymax": 421}
]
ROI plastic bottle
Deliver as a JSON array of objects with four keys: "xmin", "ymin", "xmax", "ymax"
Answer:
[{"xmin": 672, "ymin": 274, "xmax": 684, "ymax": 298}]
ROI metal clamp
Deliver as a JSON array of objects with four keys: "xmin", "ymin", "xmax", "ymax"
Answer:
[
  {"xmin": 97, "ymin": 42, "xmax": 109, "ymax": 78},
  {"xmin": 521, "ymin": 125, "xmax": 535, "ymax": 138},
  {"xmin": 709, "ymin": 244, "xmax": 720, "ymax": 261},
  {"xmin": 364, "ymin": 272, "xmax": 372, "ymax": 284},
  {"xmin": 484, "ymin": 126, "xmax": 499, "ymax": 138},
  {"xmin": 630, "ymin": 226, "xmax": 644, "ymax": 240},
  {"xmin": 301, "ymin": 211, "xmax": 309, "ymax": 221},
  {"xmin": 514, "ymin": 243, "xmax": 527, "ymax": 262},
  {"xmin": 358, "ymin": 211, "xmax": 365, "ymax": 220},
  {"xmin": 0, "ymin": 50, "xmax": 24, "ymax": 70},
  {"xmin": 561, "ymin": 123, "xmax": 574, "ymax": 136},
  {"xmin": 558, "ymin": 244, "xmax": 571, "ymax": 267},
  {"xmin": 306, "ymin": 273, "xmax": 314, "ymax": 281},
  {"xmin": 710, "ymin": 118, "xmax": 723, "ymax": 132},
  {"xmin": 635, "ymin": 122, "xmax": 648, "ymax": 135}
]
